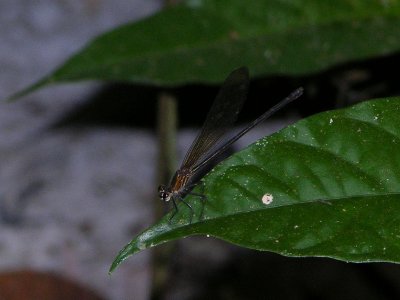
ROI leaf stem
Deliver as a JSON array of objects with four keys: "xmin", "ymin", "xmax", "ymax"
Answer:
[{"xmin": 151, "ymin": 92, "xmax": 178, "ymax": 299}]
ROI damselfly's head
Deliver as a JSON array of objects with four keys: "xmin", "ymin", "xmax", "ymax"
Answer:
[{"xmin": 158, "ymin": 185, "xmax": 172, "ymax": 202}]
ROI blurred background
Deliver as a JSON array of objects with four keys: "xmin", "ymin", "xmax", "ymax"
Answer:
[{"xmin": 1, "ymin": 0, "xmax": 400, "ymax": 299}]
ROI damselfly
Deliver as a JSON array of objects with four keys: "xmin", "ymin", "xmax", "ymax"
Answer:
[{"xmin": 158, "ymin": 67, "xmax": 303, "ymax": 222}]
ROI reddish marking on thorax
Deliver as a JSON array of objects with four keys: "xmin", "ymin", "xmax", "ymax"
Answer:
[{"xmin": 171, "ymin": 168, "xmax": 192, "ymax": 193}]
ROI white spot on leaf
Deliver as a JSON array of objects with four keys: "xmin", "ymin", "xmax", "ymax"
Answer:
[{"xmin": 262, "ymin": 193, "xmax": 273, "ymax": 205}]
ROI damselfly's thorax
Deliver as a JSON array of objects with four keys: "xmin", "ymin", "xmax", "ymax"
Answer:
[
  {"xmin": 158, "ymin": 168, "xmax": 193, "ymax": 203},
  {"xmin": 170, "ymin": 168, "xmax": 192, "ymax": 192}
]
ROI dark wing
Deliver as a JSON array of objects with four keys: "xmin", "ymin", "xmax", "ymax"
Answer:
[
  {"xmin": 180, "ymin": 67, "xmax": 249, "ymax": 170},
  {"xmin": 191, "ymin": 87, "xmax": 303, "ymax": 173}
]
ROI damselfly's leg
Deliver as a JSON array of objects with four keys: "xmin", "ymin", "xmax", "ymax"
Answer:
[
  {"xmin": 169, "ymin": 197, "xmax": 179, "ymax": 223},
  {"xmin": 187, "ymin": 181, "xmax": 206, "ymax": 220},
  {"xmin": 169, "ymin": 196, "xmax": 194, "ymax": 224},
  {"xmin": 169, "ymin": 182, "xmax": 206, "ymax": 223},
  {"xmin": 179, "ymin": 196, "xmax": 194, "ymax": 224},
  {"xmin": 188, "ymin": 181, "xmax": 207, "ymax": 220}
]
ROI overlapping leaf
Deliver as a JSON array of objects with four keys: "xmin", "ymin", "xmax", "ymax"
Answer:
[{"xmin": 9, "ymin": 0, "xmax": 400, "ymax": 99}]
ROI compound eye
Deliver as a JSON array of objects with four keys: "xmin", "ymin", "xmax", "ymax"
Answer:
[
  {"xmin": 158, "ymin": 185, "xmax": 165, "ymax": 192},
  {"xmin": 158, "ymin": 185, "xmax": 171, "ymax": 201}
]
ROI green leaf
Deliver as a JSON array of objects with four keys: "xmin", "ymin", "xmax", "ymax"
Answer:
[
  {"xmin": 9, "ymin": 0, "xmax": 400, "ymax": 100},
  {"xmin": 110, "ymin": 97, "xmax": 400, "ymax": 273}
]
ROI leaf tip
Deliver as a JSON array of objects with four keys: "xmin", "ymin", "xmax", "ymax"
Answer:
[
  {"xmin": 108, "ymin": 260, "xmax": 120, "ymax": 275},
  {"xmin": 3, "ymin": 78, "xmax": 50, "ymax": 102},
  {"xmin": 108, "ymin": 243, "xmax": 135, "ymax": 274}
]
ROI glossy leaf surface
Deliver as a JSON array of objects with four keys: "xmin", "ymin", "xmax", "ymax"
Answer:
[{"xmin": 111, "ymin": 97, "xmax": 400, "ymax": 272}]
